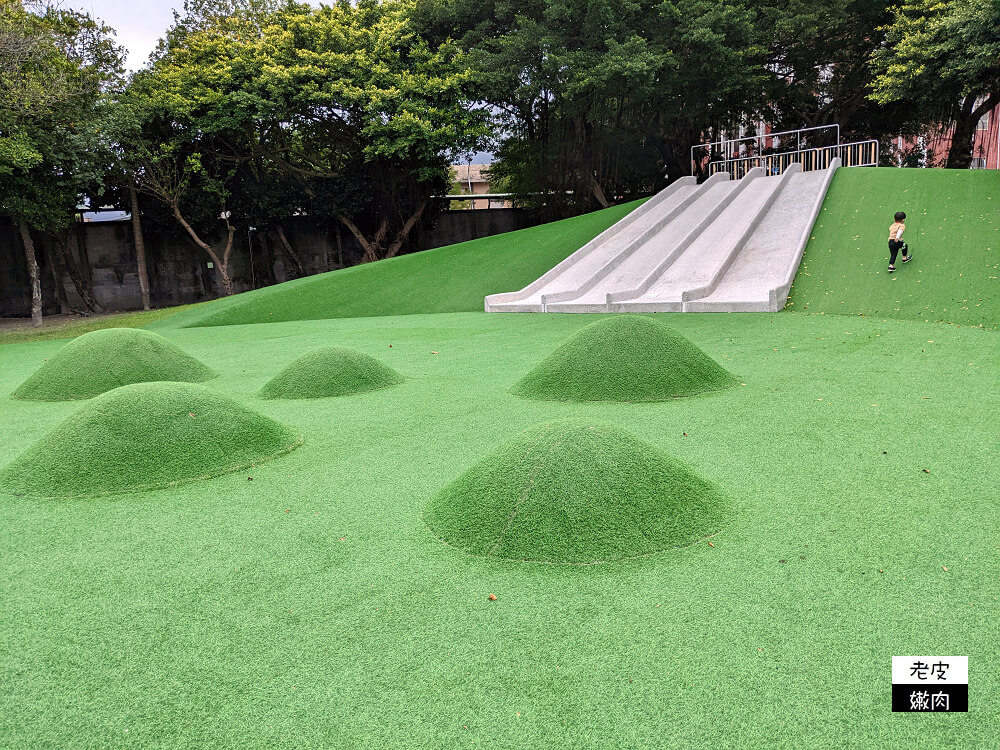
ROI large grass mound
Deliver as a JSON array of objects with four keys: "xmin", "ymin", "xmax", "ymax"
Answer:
[
  {"xmin": 788, "ymin": 167, "xmax": 1000, "ymax": 328},
  {"xmin": 188, "ymin": 200, "xmax": 643, "ymax": 327},
  {"xmin": 258, "ymin": 347, "xmax": 404, "ymax": 399},
  {"xmin": 0, "ymin": 382, "xmax": 301, "ymax": 498},
  {"xmin": 424, "ymin": 419, "xmax": 731, "ymax": 564},
  {"xmin": 511, "ymin": 315, "xmax": 737, "ymax": 402},
  {"xmin": 10, "ymin": 328, "xmax": 215, "ymax": 401}
]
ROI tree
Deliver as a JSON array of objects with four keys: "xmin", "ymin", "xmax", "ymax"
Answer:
[
  {"xmin": 871, "ymin": 0, "xmax": 1000, "ymax": 168},
  {"xmin": 418, "ymin": 0, "xmax": 767, "ymax": 219},
  {"xmin": 0, "ymin": 1, "xmax": 123, "ymax": 323},
  {"xmin": 757, "ymin": 1, "xmax": 897, "ymax": 139}
]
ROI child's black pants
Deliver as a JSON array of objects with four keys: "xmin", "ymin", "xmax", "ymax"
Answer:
[{"xmin": 888, "ymin": 239, "xmax": 908, "ymax": 265}]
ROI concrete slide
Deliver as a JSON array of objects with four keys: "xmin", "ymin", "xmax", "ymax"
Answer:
[{"xmin": 485, "ymin": 159, "xmax": 840, "ymax": 314}]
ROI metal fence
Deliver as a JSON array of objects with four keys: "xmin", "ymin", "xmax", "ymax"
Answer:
[{"xmin": 705, "ymin": 139, "xmax": 879, "ymax": 179}]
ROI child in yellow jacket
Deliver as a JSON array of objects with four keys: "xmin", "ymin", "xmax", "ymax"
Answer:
[{"xmin": 887, "ymin": 211, "xmax": 912, "ymax": 273}]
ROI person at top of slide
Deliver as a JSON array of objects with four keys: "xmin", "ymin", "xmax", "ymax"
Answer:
[{"xmin": 887, "ymin": 211, "xmax": 912, "ymax": 273}]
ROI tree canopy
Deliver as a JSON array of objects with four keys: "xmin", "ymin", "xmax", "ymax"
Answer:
[
  {"xmin": 871, "ymin": 0, "xmax": 1000, "ymax": 168},
  {"xmin": 1, "ymin": 0, "xmax": 996, "ymax": 322}
]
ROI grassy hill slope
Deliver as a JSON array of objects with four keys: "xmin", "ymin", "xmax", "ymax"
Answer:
[
  {"xmin": 787, "ymin": 168, "xmax": 999, "ymax": 328},
  {"xmin": 190, "ymin": 201, "xmax": 643, "ymax": 327}
]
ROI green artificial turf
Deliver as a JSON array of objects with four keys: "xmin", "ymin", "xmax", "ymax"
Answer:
[
  {"xmin": 1, "ymin": 381, "xmax": 301, "ymax": 498},
  {"xmin": 0, "ymin": 304, "xmax": 202, "ymax": 346},
  {"xmin": 511, "ymin": 316, "xmax": 737, "ymax": 402},
  {"xmin": 258, "ymin": 346, "xmax": 405, "ymax": 399},
  {"xmin": 0, "ymin": 312, "xmax": 1000, "ymax": 750},
  {"xmin": 1, "ymin": 170, "xmax": 999, "ymax": 748},
  {"xmin": 188, "ymin": 200, "xmax": 643, "ymax": 327},
  {"xmin": 1, "ymin": 310, "xmax": 996, "ymax": 748},
  {"xmin": 423, "ymin": 418, "xmax": 730, "ymax": 563},
  {"xmin": 788, "ymin": 167, "xmax": 1000, "ymax": 328},
  {"xmin": 10, "ymin": 327, "xmax": 216, "ymax": 401}
]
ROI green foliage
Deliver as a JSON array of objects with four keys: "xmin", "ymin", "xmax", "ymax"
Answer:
[
  {"xmin": 511, "ymin": 316, "xmax": 737, "ymax": 402},
  {"xmin": 258, "ymin": 347, "xmax": 405, "ymax": 399},
  {"xmin": 0, "ymin": 2, "xmax": 123, "ymax": 228},
  {"xmin": 119, "ymin": 0, "xmax": 490, "ymax": 263},
  {"xmin": 11, "ymin": 328, "xmax": 216, "ymax": 401},
  {"xmin": 757, "ymin": 1, "xmax": 909, "ymax": 139},
  {"xmin": 0, "ymin": 381, "xmax": 302, "ymax": 498},
  {"xmin": 870, "ymin": 0, "xmax": 1000, "ymax": 167},
  {"xmin": 423, "ymin": 418, "xmax": 732, "ymax": 563},
  {"xmin": 418, "ymin": 0, "xmax": 768, "ymax": 218}
]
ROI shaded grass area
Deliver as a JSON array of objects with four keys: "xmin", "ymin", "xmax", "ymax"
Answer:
[
  {"xmin": 788, "ymin": 168, "xmax": 1000, "ymax": 328},
  {"xmin": 1, "ymin": 310, "xmax": 997, "ymax": 748},
  {"xmin": 1, "ymin": 381, "xmax": 301, "ymax": 498},
  {"xmin": 424, "ymin": 418, "xmax": 731, "ymax": 563},
  {"xmin": 0, "ymin": 304, "xmax": 202, "ymax": 345},
  {"xmin": 259, "ymin": 346, "xmax": 404, "ymax": 400},
  {"xmin": 11, "ymin": 328, "xmax": 215, "ymax": 401},
  {"xmin": 511, "ymin": 316, "xmax": 737, "ymax": 402},
  {"xmin": 189, "ymin": 201, "xmax": 643, "ymax": 327}
]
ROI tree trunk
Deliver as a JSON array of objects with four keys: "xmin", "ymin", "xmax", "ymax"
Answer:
[
  {"xmin": 18, "ymin": 220, "xmax": 42, "ymax": 326},
  {"xmin": 272, "ymin": 224, "xmax": 304, "ymax": 277},
  {"xmin": 171, "ymin": 203, "xmax": 235, "ymax": 295},
  {"xmin": 947, "ymin": 118, "xmax": 977, "ymax": 169},
  {"xmin": 43, "ymin": 238, "xmax": 69, "ymax": 314},
  {"xmin": 338, "ymin": 199, "xmax": 429, "ymax": 263},
  {"xmin": 947, "ymin": 92, "xmax": 1000, "ymax": 169},
  {"xmin": 53, "ymin": 232, "xmax": 103, "ymax": 312},
  {"xmin": 130, "ymin": 185, "xmax": 151, "ymax": 310}
]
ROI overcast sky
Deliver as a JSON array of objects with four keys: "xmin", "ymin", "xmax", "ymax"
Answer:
[{"xmin": 78, "ymin": 1, "xmax": 321, "ymax": 70}]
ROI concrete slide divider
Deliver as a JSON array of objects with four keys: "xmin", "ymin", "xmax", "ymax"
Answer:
[
  {"xmin": 768, "ymin": 158, "xmax": 841, "ymax": 310},
  {"xmin": 607, "ymin": 167, "xmax": 766, "ymax": 306},
  {"xmin": 539, "ymin": 174, "xmax": 721, "ymax": 308},
  {"xmin": 484, "ymin": 175, "xmax": 697, "ymax": 312},
  {"xmin": 680, "ymin": 164, "xmax": 802, "ymax": 307}
]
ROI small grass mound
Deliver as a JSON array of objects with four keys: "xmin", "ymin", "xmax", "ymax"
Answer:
[
  {"xmin": 10, "ymin": 328, "xmax": 215, "ymax": 401},
  {"xmin": 258, "ymin": 347, "xmax": 404, "ymax": 399},
  {"xmin": 0, "ymin": 382, "xmax": 301, "ymax": 498},
  {"xmin": 423, "ymin": 419, "xmax": 731, "ymax": 564},
  {"xmin": 511, "ymin": 316, "xmax": 737, "ymax": 402}
]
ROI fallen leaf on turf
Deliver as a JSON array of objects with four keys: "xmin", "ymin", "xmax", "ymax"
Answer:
[
  {"xmin": 488, "ymin": 593, "xmax": 497, "ymax": 601},
  {"xmin": 430, "ymin": 351, "xmax": 439, "ymax": 355},
  {"xmin": 922, "ymin": 469, "xmax": 930, "ymax": 473},
  {"xmin": 707, "ymin": 542, "xmax": 715, "ymax": 547},
  {"xmin": 942, "ymin": 566, "xmax": 948, "ymax": 572}
]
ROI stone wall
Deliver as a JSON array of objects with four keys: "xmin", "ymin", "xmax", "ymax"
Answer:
[{"xmin": 0, "ymin": 208, "xmax": 532, "ymax": 317}]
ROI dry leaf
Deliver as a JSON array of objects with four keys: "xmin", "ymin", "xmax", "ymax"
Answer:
[
  {"xmin": 488, "ymin": 593, "xmax": 497, "ymax": 601},
  {"xmin": 707, "ymin": 542, "xmax": 715, "ymax": 547}
]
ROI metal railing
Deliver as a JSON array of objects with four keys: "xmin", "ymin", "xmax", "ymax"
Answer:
[
  {"xmin": 706, "ymin": 140, "xmax": 879, "ymax": 179},
  {"xmin": 692, "ymin": 125, "xmax": 841, "ymax": 175}
]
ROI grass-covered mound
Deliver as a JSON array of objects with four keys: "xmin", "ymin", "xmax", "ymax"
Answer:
[
  {"xmin": 10, "ymin": 328, "xmax": 215, "ymax": 401},
  {"xmin": 0, "ymin": 382, "xmax": 301, "ymax": 498},
  {"xmin": 188, "ymin": 200, "xmax": 643, "ymax": 327},
  {"xmin": 789, "ymin": 167, "xmax": 1000, "ymax": 328},
  {"xmin": 423, "ymin": 419, "xmax": 731, "ymax": 564},
  {"xmin": 258, "ymin": 347, "xmax": 404, "ymax": 399},
  {"xmin": 511, "ymin": 315, "xmax": 737, "ymax": 402}
]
